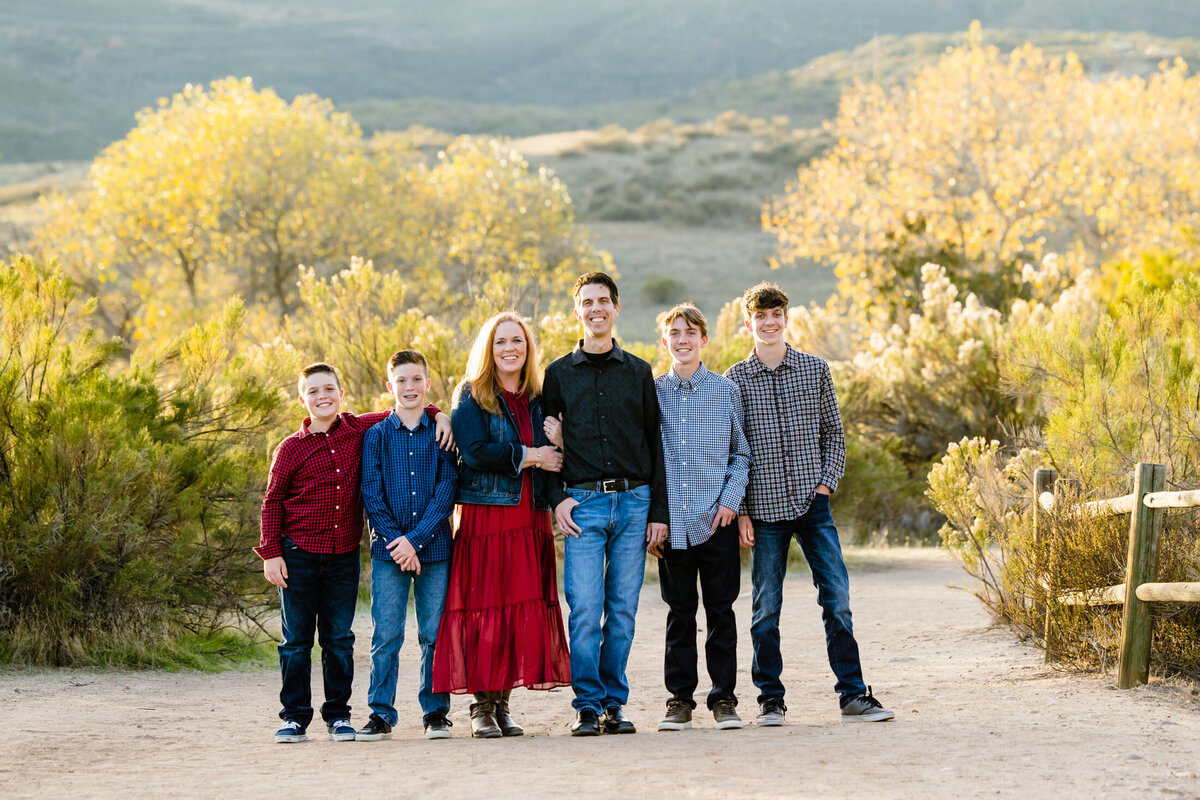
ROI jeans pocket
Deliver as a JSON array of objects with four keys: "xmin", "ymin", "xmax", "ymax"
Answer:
[
  {"xmin": 566, "ymin": 488, "xmax": 595, "ymax": 503},
  {"xmin": 630, "ymin": 484, "xmax": 652, "ymax": 502}
]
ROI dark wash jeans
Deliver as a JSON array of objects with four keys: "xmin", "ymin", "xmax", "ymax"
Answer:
[
  {"xmin": 277, "ymin": 537, "xmax": 360, "ymax": 727},
  {"xmin": 657, "ymin": 523, "xmax": 740, "ymax": 709},
  {"xmin": 750, "ymin": 493, "xmax": 867, "ymax": 705}
]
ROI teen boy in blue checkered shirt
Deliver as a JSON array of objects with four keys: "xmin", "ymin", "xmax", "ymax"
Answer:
[
  {"xmin": 357, "ymin": 350, "xmax": 458, "ymax": 742},
  {"xmin": 651, "ymin": 303, "xmax": 752, "ymax": 733},
  {"xmin": 725, "ymin": 282, "xmax": 894, "ymax": 725}
]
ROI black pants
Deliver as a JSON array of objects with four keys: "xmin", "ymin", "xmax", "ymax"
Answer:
[{"xmin": 657, "ymin": 523, "xmax": 740, "ymax": 709}]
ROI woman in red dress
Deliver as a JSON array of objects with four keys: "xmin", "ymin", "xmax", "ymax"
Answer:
[{"xmin": 433, "ymin": 312, "xmax": 572, "ymax": 737}]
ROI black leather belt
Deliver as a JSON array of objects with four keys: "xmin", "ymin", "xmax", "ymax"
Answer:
[{"xmin": 567, "ymin": 479, "xmax": 648, "ymax": 493}]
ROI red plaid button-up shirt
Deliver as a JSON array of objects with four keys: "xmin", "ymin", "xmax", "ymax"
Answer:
[{"xmin": 255, "ymin": 407, "xmax": 439, "ymax": 560}]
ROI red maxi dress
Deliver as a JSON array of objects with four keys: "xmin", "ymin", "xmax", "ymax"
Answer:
[{"xmin": 432, "ymin": 391, "xmax": 571, "ymax": 693}]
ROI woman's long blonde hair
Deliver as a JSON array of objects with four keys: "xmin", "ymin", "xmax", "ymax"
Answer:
[{"xmin": 456, "ymin": 311, "xmax": 542, "ymax": 415}]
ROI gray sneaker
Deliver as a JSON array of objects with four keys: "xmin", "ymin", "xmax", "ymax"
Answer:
[
  {"xmin": 712, "ymin": 700, "xmax": 743, "ymax": 730},
  {"xmin": 757, "ymin": 697, "xmax": 786, "ymax": 727},
  {"xmin": 840, "ymin": 687, "xmax": 895, "ymax": 722},
  {"xmin": 657, "ymin": 700, "xmax": 692, "ymax": 731}
]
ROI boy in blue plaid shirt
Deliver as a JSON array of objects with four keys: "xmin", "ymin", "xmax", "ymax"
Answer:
[
  {"xmin": 358, "ymin": 350, "xmax": 458, "ymax": 741},
  {"xmin": 725, "ymin": 282, "xmax": 893, "ymax": 725},
  {"xmin": 652, "ymin": 304, "xmax": 752, "ymax": 732}
]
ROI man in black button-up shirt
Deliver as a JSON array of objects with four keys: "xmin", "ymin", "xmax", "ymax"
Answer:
[{"xmin": 542, "ymin": 272, "xmax": 667, "ymax": 736}]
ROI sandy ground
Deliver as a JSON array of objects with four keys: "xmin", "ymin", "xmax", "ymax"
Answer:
[{"xmin": 2, "ymin": 548, "xmax": 1199, "ymax": 800}]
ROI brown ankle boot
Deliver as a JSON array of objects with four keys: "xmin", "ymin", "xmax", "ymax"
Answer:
[
  {"xmin": 469, "ymin": 699, "xmax": 502, "ymax": 739},
  {"xmin": 494, "ymin": 691, "xmax": 523, "ymax": 737}
]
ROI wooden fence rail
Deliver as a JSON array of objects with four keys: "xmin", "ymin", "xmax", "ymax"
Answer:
[{"xmin": 1034, "ymin": 462, "xmax": 1200, "ymax": 688}]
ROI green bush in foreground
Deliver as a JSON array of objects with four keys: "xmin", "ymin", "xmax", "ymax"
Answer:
[
  {"xmin": 929, "ymin": 276, "xmax": 1200, "ymax": 679},
  {"xmin": 0, "ymin": 255, "xmax": 288, "ymax": 667}
]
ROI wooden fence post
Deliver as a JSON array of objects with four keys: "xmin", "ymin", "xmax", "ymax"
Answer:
[
  {"xmin": 1034, "ymin": 468, "xmax": 1058, "ymax": 662},
  {"xmin": 1116, "ymin": 462, "xmax": 1167, "ymax": 688}
]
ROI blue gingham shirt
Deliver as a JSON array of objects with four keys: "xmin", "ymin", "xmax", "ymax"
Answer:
[
  {"xmin": 725, "ymin": 344, "xmax": 846, "ymax": 522},
  {"xmin": 654, "ymin": 363, "xmax": 752, "ymax": 549},
  {"xmin": 361, "ymin": 411, "xmax": 457, "ymax": 563}
]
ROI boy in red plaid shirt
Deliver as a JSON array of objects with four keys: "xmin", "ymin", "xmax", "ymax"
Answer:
[{"xmin": 256, "ymin": 362, "xmax": 451, "ymax": 743}]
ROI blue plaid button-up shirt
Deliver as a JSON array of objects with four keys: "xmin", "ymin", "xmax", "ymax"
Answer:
[
  {"xmin": 654, "ymin": 363, "xmax": 752, "ymax": 549},
  {"xmin": 361, "ymin": 410, "xmax": 457, "ymax": 563}
]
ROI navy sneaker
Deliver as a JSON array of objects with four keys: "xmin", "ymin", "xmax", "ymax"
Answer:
[
  {"xmin": 274, "ymin": 719, "xmax": 307, "ymax": 743},
  {"xmin": 326, "ymin": 718, "xmax": 356, "ymax": 741}
]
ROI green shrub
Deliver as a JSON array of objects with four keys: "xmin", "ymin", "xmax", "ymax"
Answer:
[{"xmin": 0, "ymin": 255, "xmax": 288, "ymax": 667}]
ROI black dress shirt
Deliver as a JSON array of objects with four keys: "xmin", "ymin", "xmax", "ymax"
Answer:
[{"xmin": 542, "ymin": 339, "xmax": 668, "ymax": 525}]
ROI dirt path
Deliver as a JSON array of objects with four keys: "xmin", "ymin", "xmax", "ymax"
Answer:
[{"xmin": 3, "ymin": 549, "xmax": 1199, "ymax": 799}]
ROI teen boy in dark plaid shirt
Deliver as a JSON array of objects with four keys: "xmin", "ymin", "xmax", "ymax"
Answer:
[
  {"xmin": 725, "ymin": 282, "xmax": 894, "ymax": 725},
  {"xmin": 256, "ymin": 362, "xmax": 450, "ymax": 744}
]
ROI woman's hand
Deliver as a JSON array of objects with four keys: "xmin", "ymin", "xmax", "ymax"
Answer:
[
  {"xmin": 543, "ymin": 414, "xmax": 564, "ymax": 448},
  {"xmin": 523, "ymin": 445, "xmax": 563, "ymax": 472}
]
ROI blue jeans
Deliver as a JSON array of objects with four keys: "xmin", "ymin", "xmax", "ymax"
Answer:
[
  {"xmin": 563, "ymin": 484, "xmax": 651, "ymax": 713},
  {"xmin": 277, "ymin": 539, "xmax": 360, "ymax": 727},
  {"xmin": 367, "ymin": 557, "xmax": 451, "ymax": 726},
  {"xmin": 750, "ymin": 494, "xmax": 866, "ymax": 705}
]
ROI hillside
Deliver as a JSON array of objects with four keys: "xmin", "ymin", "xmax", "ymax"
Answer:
[{"xmin": 5, "ymin": 1, "xmax": 1200, "ymax": 161}]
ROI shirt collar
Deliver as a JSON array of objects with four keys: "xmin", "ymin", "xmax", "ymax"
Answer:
[
  {"xmin": 569, "ymin": 338, "xmax": 626, "ymax": 365},
  {"xmin": 667, "ymin": 362, "xmax": 710, "ymax": 391},
  {"xmin": 298, "ymin": 412, "xmax": 347, "ymax": 438},
  {"xmin": 743, "ymin": 343, "xmax": 800, "ymax": 376},
  {"xmin": 387, "ymin": 409, "xmax": 432, "ymax": 430}
]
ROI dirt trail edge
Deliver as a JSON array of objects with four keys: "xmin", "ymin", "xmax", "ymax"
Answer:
[{"xmin": 2, "ymin": 549, "xmax": 1198, "ymax": 799}]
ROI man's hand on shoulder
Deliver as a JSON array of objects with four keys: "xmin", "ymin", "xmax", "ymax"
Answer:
[
  {"xmin": 554, "ymin": 497, "xmax": 581, "ymax": 537},
  {"xmin": 263, "ymin": 556, "xmax": 288, "ymax": 588}
]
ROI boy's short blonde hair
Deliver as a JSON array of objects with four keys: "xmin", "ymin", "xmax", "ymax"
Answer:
[{"xmin": 659, "ymin": 302, "xmax": 708, "ymax": 338}]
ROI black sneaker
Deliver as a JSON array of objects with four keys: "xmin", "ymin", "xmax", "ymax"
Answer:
[
  {"xmin": 424, "ymin": 715, "xmax": 453, "ymax": 740},
  {"xmin": 570, "ymin": 708, "xmax": 601, "ymax": 737},
  {"xmin": 657, "ymin": 700, "xmax": 693, "ymax": 731},
  {"xmin": 356, "ymin": 714, "xmax": 393, "ymax": 742},
  {"xmin": 601, "ymin": 706, "xmax": 636, "ymax": 734},
  {"xmin": 757, "ymin": 697, "xmax": 786, "ymax": 727}
]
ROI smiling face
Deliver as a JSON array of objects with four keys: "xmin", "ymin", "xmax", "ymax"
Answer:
[
  {"xmin": 387, "ymin": 363, "xmax": 431, "ymax": 410},
  {"xmin": 299, "ymin": 370, "xmax": 343, "ymax": 424},
  {"xmin": 492, "ymin": 319, "xmax": 528, "ymax": 384},
  {"xmin": 663, "ymin": 315, "xmax": 707, "ymax": 370},
  {"xmin": 574, "ymin": 281, "xmax": 620, "ymax": 339},
  {"xmin": 745, "ymin": 305, "xmax": 787, "ymax": 347}
]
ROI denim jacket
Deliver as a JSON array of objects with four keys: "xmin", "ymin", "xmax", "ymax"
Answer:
[{"xmin": 451, "ymin": 381, "xmax": 552, "ymax": 509}]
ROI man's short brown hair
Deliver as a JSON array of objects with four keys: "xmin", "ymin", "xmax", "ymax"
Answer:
[
  {"xmin": 659, "ymin": 302, "xmax": 708, "ymax": 338},
  {"xmin": 572, "ymin": 271, "xmax": 619, "ymax": 304},
  {"xmin": 742, "ymin": 282, "xmax": 789, "ymax": 316},
  {"xmin": 387, "ymin": 349, "xmax": 429, "ymax": 376},
  {"xmin": 297, "ymin": 362, "xmax": 340, "ymax": 395}
]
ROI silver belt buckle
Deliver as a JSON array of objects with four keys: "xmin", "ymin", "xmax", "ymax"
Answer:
[{"xmin": 601, "ymin": 479, "xmax": 621, "ymax": 493}]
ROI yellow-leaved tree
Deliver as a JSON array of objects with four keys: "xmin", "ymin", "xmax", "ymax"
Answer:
[{"xmin": 766, "ymin": 22, "xmax": 1200, "ymax": 318}]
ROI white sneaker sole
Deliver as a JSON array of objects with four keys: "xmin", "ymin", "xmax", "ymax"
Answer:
[
  {"xmin": 425, "ymin": 729, "xmax": 452, "ymax": 740},
  {"xmin": 756, "ymin": 715, "xmax": 785, "ymax": 727},
  {"xmin": 354, "ymin": 731, "xmax": 392, "ymax": 741},
  {"xmin": 327, "ymin": 731, "xmax": 356, "ymax": 741},
  {"xmin": 841, "ymin": 710, "xmax": 896, "ymax": 723},
  {"xmin": 714, "ymin": 718, "xmax": 744, "ymax": 730},
  {"xmin": 274, "ymin": 733, "xmax": 307, "ymax": 743},
  {"xmin": 657, "ymin": 720, "xmax": 692, "ymax": 731}
]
